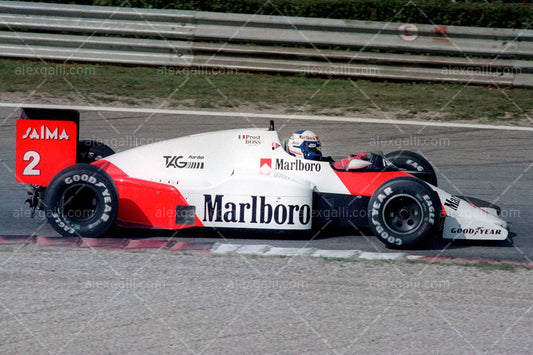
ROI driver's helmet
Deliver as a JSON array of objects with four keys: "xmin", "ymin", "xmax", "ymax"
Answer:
[{"xmin": 287, "ymin": 130, "xmax": 322, "ymax": 160}]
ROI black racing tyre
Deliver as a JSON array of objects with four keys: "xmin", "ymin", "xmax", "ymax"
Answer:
[
  {"xmin": 45, "ymin": 164, "xmax": 118, "ymax": 238},
  {"xmin": 368, "ymin": 177, "xmax": 441, "ymax": 249},
  {"xmin": 385, "ymin": 150, "xmax": 438, "ymax": 186},
  {"xmin": 77, "ymin": 140, "xmax": 115, "ymax": 163}
]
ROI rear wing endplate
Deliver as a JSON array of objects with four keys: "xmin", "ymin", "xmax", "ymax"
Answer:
[{"xmin": 16, "ymin": 108, "xmax": 79, "ymax": 186}]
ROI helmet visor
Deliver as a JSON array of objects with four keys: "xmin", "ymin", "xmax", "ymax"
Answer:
[{"xmin": 302, "ymin": 141, "xmax": 322, "ymax": 160}]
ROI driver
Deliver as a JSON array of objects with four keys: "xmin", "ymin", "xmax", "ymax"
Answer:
[
  {"xmin": 287, "ymin": 129, "xmax": 369, "ymax": 169},
  {"xmin": 287, "ymin": 130, "xmax": 323, "ymax": 160}
]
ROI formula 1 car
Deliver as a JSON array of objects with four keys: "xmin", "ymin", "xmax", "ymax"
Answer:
[{"xmin": 16, "ymin": 108, "xmax": 509, "ymax": 248}]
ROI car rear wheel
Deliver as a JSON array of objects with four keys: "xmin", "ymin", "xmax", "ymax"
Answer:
[
  {"xmin": 385, "ymin": 150, "xmax": 437, "ymax": 186},
  {"xmin": 77, "ymin": 140, "xmax": 115, "ymax": 163},
  {"xmin": 368, "ymin": 177, "xmax": 441, "ymax": 248},
  {"xmin": 45, "ymin": 164, "xmax": 118, "ymax": 237}
]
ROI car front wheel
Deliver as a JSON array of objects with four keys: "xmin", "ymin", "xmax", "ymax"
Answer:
[{"xmin": 368, "ymin": 177, "xmax": 441, "ymax": 248}]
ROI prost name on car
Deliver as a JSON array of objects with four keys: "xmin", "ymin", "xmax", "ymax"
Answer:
[{"xmin": 203, "ymin": 194, "xmax": 311, "ymax": 226}]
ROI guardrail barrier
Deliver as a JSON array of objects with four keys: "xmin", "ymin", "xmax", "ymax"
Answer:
[{"xmin": 0, "ymin": 1, "xmax": 531, "ymax": 87}]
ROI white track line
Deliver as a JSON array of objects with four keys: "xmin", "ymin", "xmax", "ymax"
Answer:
[{"xmin": 1, "ymin": 102, "xmax": 532, "ymax": 131}]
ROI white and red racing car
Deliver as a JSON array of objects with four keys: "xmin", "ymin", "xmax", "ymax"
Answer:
[{"xmin": 16, "ymin": 108, "xmax": 508, "ymax": 248}]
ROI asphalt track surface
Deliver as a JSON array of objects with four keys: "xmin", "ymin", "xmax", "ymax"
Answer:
[{"xmin": 1, "ymin": 108, "xmax": 532, "ymax": 262}]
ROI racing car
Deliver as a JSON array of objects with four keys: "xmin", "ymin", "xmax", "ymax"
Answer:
[{"xmin": 16, "ymin": 108, "xmax": 509, "ymax": 248}]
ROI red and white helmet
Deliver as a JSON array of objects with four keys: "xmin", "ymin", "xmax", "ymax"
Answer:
[{"xmin": 287, "ymin": 130, "xmax": 322, "ymax": 160}]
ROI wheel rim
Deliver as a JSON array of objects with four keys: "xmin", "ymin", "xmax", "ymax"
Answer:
[
  {"xmin": 382, "ymin": 194, "xmax": 423, "ymax": 235},
  {"xmin": 60, "ymin": 184, "xmax": 100, "ymax": 224}
]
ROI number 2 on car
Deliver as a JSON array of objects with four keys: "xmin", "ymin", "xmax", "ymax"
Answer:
[{"xmin": 16, "ymin": 119, "xmax": 77, "ymax": 186}]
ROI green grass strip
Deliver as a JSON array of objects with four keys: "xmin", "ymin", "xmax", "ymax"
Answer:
[{"xmin": 1, "ymin": 59, "xmax": 531, "ymax": 124}]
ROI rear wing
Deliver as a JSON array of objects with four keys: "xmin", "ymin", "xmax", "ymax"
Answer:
[{"xmin": 16, "ymin": 108, "xmax": 80, "ymax": 187}]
